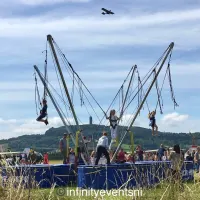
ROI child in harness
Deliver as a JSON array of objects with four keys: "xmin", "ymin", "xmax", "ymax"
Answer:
[
  {"xmin": 36, "ymin": 99, "xmax": 48, "ymax": 125},
  {"xmin": 106, "ymin": 109, "xmax": 119, "ymax": 151},
  {"xmin": 148, "ymin": 110, "xmax": 158, "ymax": 136}
]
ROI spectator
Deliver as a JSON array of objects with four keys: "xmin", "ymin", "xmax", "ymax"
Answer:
[
  {"xmin": 24, "ymin": 153, "xmax": 28, "ymax": 163},
  {"xmin": 69, "ymin": 148, "xmax": 75, "ymax": 164},
  {"xmin": 194, "ymin": 147, "xmax": 200, "ymax": 173},
  {"xmin": 157, "ymin": 144, "xmax": 166, "ymax": 161},
  {"xmin": 11, "ymin": 155, "xmax": 16, "ymax": 166},
  {"xmin": 19, "ymin": 154, "xmax": 23, "ymax": 164},
  {"xmin": 90, "ymin": 151, "xmax": 96, "ymax": 165},
  {"xmin": 169, "ymin": 144, "xmax": 183, "ymax": 185},
  {"xmin": 59, "ymin": 133, "xmax": 68, "ymax": 164},
  {"xmin": 192, "ymin": 150, "xmax": 195, "ymax": 159},
  {"xmin": 35, "ymin": 152, "xmax": 43, "ymax": 164},
  {"xmin": 136, "ymin": 145, "xmax": 143, "ymax": 161},
  {"xmin": 83, "ymin": 136, "xmax": 91, "ymax": 148},
  {"xmin": 43, "ymin": 152, "xmax": 49, "ymax": 164},
  {"xmin": 28, "ymin": 151, "xmax": 37, "ymax": 164},
  {"xmin": 126, "ymin": 154, "xmax": 135, "ymax": 163},
  {"xmin": 117, "ymin": 148, "xmax": 126, "ymax": 163},
  {"xmin": 153, "ymin": 153, "xmax": 158, "ymax": 161},
  {"xmin": 186, "ymin": 152, "xmax": 193, "ymax": 162},
  {"xmin": 166, "ymin": 148, "xmax": 170, "ymax": 160}
]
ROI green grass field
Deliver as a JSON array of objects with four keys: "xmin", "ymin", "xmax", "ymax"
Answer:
[
  {"xmin": 49, "ymin": 160, "xmax": 63, "ymax": 164},
  {"xmin": 5, "ymin": 179, "xmax": 198, "ymax": 200}
]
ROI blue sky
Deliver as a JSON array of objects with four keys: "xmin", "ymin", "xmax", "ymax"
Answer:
[{"xmin": 0, "ymin": 0, "xmax": 200, "ymax": 139}]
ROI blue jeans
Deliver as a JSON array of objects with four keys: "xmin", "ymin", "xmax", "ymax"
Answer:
[
  {"xmin": 195, "ymin": 162, "xmax": 199, "ymax": 172},
  {"xmin": 138, "ymin": 155, "xmax": 143, "ymax": 161}
]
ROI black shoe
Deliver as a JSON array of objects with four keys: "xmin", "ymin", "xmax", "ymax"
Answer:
[{"xmin": 45, "ymin": 120, "xmax": 49, "ymax": 125}]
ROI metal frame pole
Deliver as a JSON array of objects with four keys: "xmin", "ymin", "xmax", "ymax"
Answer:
[{"xmin": 47, "ymin": 35, "xmax": 89, "ymax": 162}]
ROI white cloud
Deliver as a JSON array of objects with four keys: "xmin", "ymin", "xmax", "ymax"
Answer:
[
  {"xmin": 161, "ymin": 112, "xmax": 189, "ymax": 127},
  {"xmin": 118, "ymin": 114, "xmax": 146, "ymax": 127},
  {"xmin": 0, "ymin": 118, "xmax": 18, "ymax": 124},
  {"xmin": 0, "ymin": 117, "xmax": 75, "ymax": 139}
]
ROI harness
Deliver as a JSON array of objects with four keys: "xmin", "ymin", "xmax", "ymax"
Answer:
[
  {"xmin": 40, "ymin": 105, "xmax": 48, "ymax": 116},
  {"xmin": 149, "ymin": 116, "xmax": 155, "ymax": 127},
  {"xmin": 109, "ymin": 116, "xmax": 118, "ymax": 129}
]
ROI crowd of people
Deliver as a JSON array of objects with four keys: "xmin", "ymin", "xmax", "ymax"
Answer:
[
  {"xmin": 89, "ymin": 135, "xmax": 200, "ymax": 177},
  {"xmin": 60, "ymin": 129, "xmax": 199, "ymax": 175},
  {"xmin": 0, "ymin": 150, "xmax": 49, "ymax": 166}
]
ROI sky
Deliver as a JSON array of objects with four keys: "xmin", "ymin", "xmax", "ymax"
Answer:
[{"xmin": 0, "ymin": 0, "xmax": 200, "ymax": 139}]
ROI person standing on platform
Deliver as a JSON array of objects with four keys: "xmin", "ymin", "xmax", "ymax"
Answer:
[
  {"xmin": 157, "ymin": 144, "xmax": 166, "ymax": 161},
  {"xmin": 59, "ymin": 133, "xmax": 68, "ymax": 164},
  {"xmin": 95, "ymin": 132, "xmax": 110, "ymax": 165}
]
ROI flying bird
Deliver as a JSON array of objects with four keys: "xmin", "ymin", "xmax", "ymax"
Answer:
[{"xmin": 101, "ymin": 8, "xmax": 114, "ymax": 15}]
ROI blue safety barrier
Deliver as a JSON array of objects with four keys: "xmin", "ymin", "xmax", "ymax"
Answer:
[
  {"xmin": 78, "ymin": 161, "xmax": 194, "ymax": 190},
  {"xmin": 53, "ymin": 164, "xmax": 76, "ymax": 187},
  {"xmin": 1, "ymin": 161, "xmax": 194, "ymax": 189},
  {"xmin": 1, "ymin": 164, "xmax": 76, "ymax": 188}
]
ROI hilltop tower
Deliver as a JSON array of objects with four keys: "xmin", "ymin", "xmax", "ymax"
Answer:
[{"xmin": 89, "ymin": 116, "xmax": 93, "ymax": 125}]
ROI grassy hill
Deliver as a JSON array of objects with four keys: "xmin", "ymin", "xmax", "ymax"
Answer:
[{"xmin": 0, "ymin": 124, "xmax": 199, "ymax": 153}]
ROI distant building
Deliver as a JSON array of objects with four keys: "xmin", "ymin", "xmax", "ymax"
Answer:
[{"xmin": 89, "ymin": 116, "xmax": 92, "ymax": 125}]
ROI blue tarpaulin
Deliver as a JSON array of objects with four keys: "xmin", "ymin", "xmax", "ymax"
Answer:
[
  {"xmin": 1, "ymin": 164, "xmax": 76, "ymax": 188},
  {"xmin": 78, "ymin": 161, "xmax": 194, "ymax": 190},
  {"xmin": 1, "ymin": 161, "xmax": 194, "ymax": 189}
]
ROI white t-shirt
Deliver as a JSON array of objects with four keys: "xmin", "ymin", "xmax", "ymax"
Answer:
[
  {"xmin": 97, "ymin": 136, "xmax": 108, "ymax": 149},
  {"xmin": 162, "ymin": 156, "xmax": 166, "ymax": 161},
  {"xmin": 99, "ymin": 156, "xmax": 107, "ymax": 164}
]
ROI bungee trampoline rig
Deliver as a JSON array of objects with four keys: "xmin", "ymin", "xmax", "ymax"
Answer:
[{"xmin": 34, "ymin": 35, "xmax": 178, "ymax": 167}]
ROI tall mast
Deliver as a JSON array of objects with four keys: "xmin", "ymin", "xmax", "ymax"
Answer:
[
  {"xmin": 34, "ymin": 65, "xmax": 75, "ymax": 144},
  {"xmin": 43, "ymin": 49, "xmax": 48, "ymax": 100},
  {"xmin": 47, "ymin": 35, "xmax": 79, "ymax": 128},
  {"xmin": 111, "ymin": 42, "xmax": 174, "ymax": 162},
  {"xmin": 46, "ymin": 35, "xmax": 89, "ymax": 162}
]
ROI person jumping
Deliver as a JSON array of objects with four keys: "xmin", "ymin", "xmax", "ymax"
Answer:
[
  {"xmin": 148, "ymin": 110, "xmax": 158, "ymax": 136},
  {"xmin": 106, "ymin": 109, "xmax": 119, "ymax": 151},
  {"xmin": 36, "ymin": 99, "xmax": 48, "ymax": 125}
]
